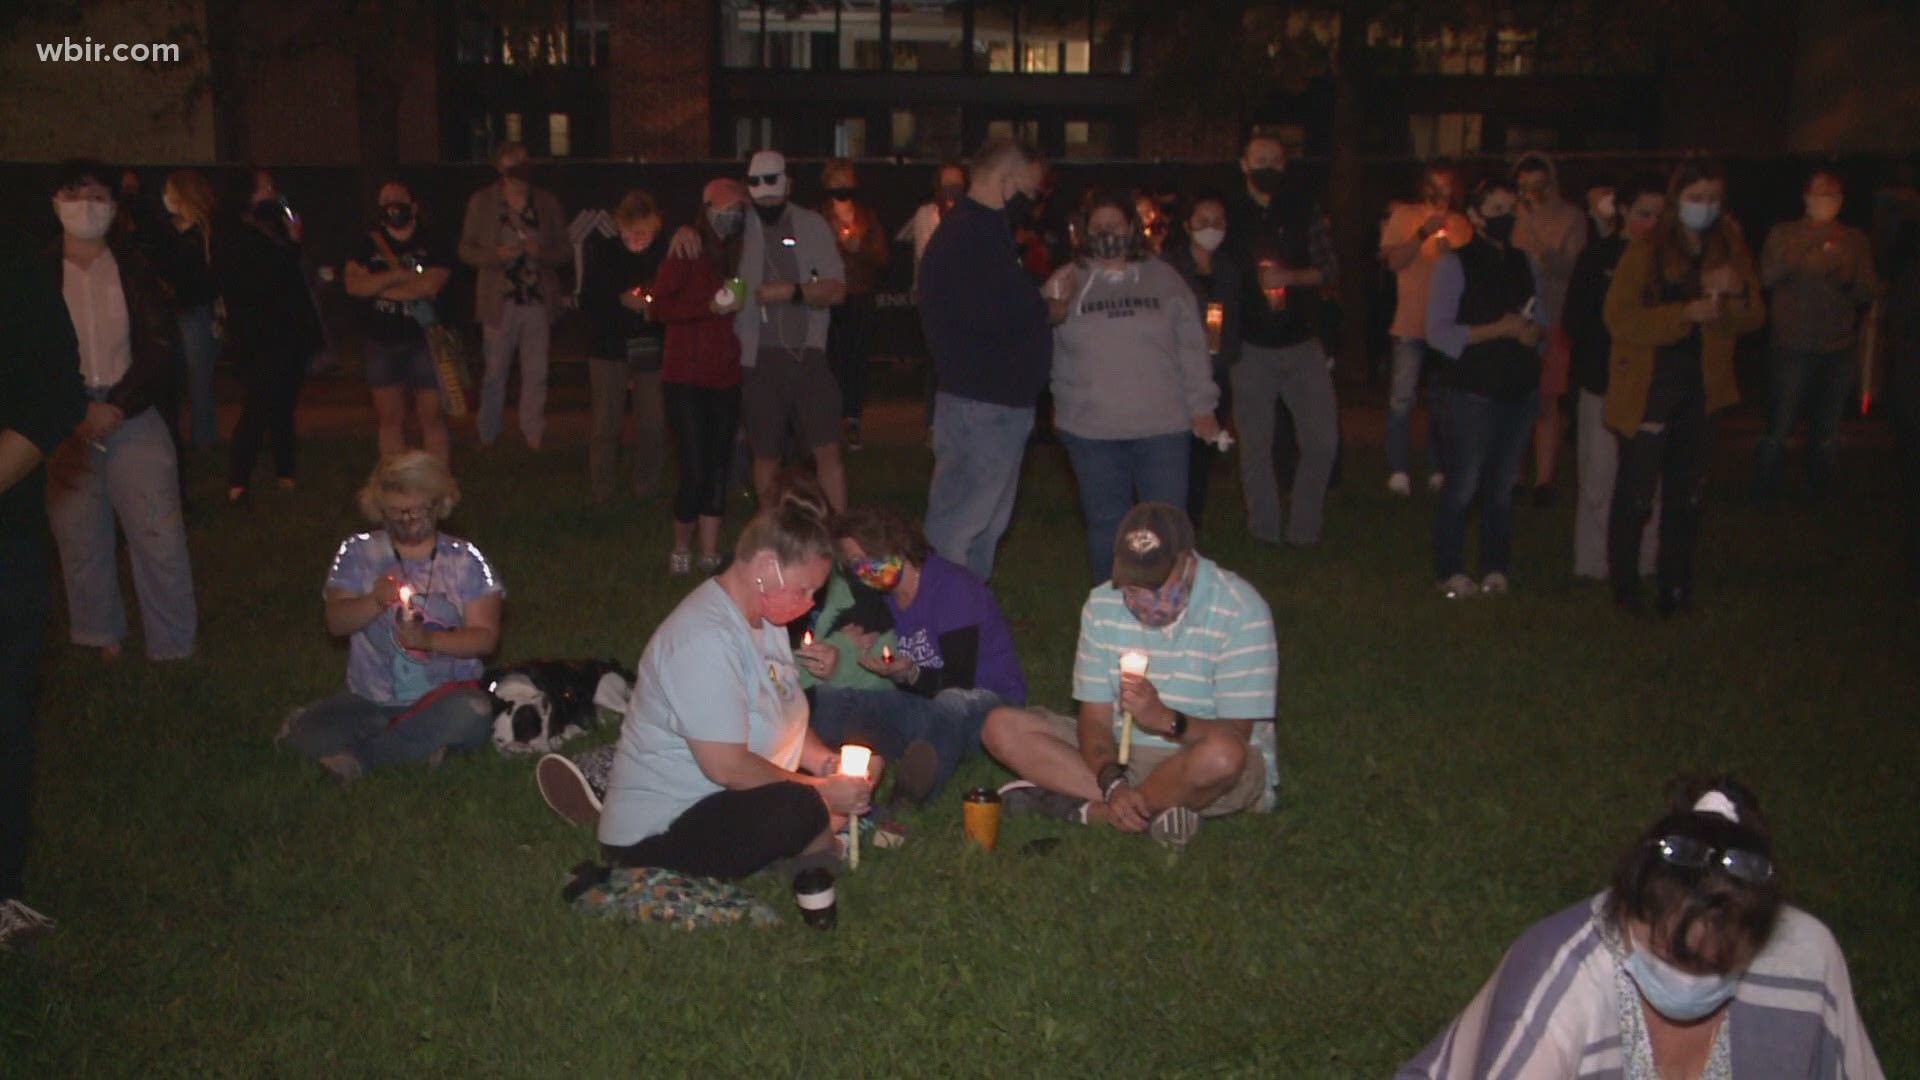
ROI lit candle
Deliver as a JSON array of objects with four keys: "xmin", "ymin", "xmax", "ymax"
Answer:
[
  {"xmin": 802, "ymin": 629, "xmax": 814, "ymax": 648},
  {"xmin": 881, "ymin": 644, "xmax": 892, "ymax": 665},
  {"xmin": 838, "ymin": 745, "xmax": 872, "ymax": 870},
  {"xmin": 1204, "ymin": 301, "xmax": 1224, "ymax": 355},
  {"xmin": 397, "ymin": 584, "xmax": 413, "ymax": 616},
  {"xmin": 1117, "ymin": 650, "xmax": 1150, "ymax": 766}
]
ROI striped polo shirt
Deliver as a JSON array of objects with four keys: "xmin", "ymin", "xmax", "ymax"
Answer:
[{"xmin": 1071, "ymin": 555, "xmax": 1279, "ymax": 803}]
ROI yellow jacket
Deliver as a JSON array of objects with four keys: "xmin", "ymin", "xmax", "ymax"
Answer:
[{"xmin": 1601, "ymin": 236, "xmax": 1766, "ymax": 436}]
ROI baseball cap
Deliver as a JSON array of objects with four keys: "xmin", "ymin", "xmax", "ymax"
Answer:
[{"xmin": 1111, "ymin": 502, "xmax": 1195, "ymax": 590}]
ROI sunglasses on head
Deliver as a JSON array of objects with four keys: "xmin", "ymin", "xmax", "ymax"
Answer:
[
  {"xmin": 1652, "ymin": 835, "xmax": 1774, "ymax": 885},
  {"xmin": 748, "ymin": 173, "xmax": 783, "ymax": 186}
]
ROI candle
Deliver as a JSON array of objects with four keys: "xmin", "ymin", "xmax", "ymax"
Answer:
[
  {"xmin": 802, "ymin": 629, "xmax": 814, "ymax": 648},
  {"xmin": 881, "ymin": 644, "xmax": 892, "ymax": 665},
  {"xmin": 1204, "ymin": 301, "xmax": 1224, "ymax": 355},
  {"xmin": 1117, "ymin": 651, "xmax": 1149, "ymax": 766},
  {"xmin": 397, "ymin": 584, "xmax": 413, "ymax": 616},
  {"xmin": 838, "ymin": 745, "xmax": 871, "ymax": 869}
]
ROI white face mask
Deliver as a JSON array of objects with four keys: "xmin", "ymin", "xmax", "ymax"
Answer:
[
  {"xmin": 1593, "ymin": 195, "xmax": 1617, "ymax": 221},
  {"xmin": 1805, "ymin": 194, "xmax": 1842, "ymax": 224},
  {"xmin": 1192, "ymin": 226, "xmax": 1226, "ymax": 252},
  {"xmin": 57, "ymin": 199, "xmax": 116, "ymax": 241}
]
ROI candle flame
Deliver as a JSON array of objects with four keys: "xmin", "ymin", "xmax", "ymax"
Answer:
[
  {"xmin": 1119, "ymin": 650, "xmax": 1150, "ymax": 676},
  {"xmin": 802, "ymin": 630, "xmax": 814, "ymax": 647},
  {"xmin": 838, "ymin": 745, "xmax": 872, "ymax": 777}
]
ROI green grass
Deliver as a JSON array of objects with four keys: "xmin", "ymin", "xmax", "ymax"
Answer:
[{"xmin": 2, "ymin": 426, "xmax": 1916, "ymax": 1077}]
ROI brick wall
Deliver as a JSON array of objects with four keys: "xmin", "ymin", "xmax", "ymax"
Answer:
[{"xmin": 607, "ymin": 0, "xmax": 712, "ymax": 159}]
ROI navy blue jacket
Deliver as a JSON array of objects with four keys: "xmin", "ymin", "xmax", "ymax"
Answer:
[{"xmin": 916, "ymin": 197, "xmax": 1051, "ymax": 408}]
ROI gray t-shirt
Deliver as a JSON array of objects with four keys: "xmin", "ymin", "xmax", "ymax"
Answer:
[
  {"xmin": 758, "ymin": 209, "xmax": 814, "ymax": 362},
  {"xmin": 735, "ymin": 203, "xmax": 844, "ymax": 366},
  {"xmin": 597, "ymin": 579, "xmax": 810, "ymax": 847}
]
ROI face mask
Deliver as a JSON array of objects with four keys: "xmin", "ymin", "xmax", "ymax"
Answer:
[
  {"xmin": 1123, "ymin": 562, "xmax": 1194, "ymax": 629},
  {"xmin": 1679, "ymin": 201, "xmax": 1721, "ymax": 232},
  {"xmin": 826, "ymin": 187, "xmax": 856, "ymax": 203},
  {"xmin": 382, "ymin": 204, "xmax": 414, "ymax": 230},
  {"xmin": 1192, "ymin": 226, "xmax": 1226, "ymax": 252},
  {"xmin": 1623, "ymin": 946, "xmax": 1739, "ymax": 1023},
  {"xmin": 1086, "ymin": 231, "xmax": 1131, "ymax": 261},
  {"xmin": 1249, "ymin": 167, "xmax": 1287, "ymax": 196},
  {"xmin": 1593, "ymin": 195, "xmax": 1617, "ymax": 221},
  {"xmin": 755, "ymin": 561, "xmax": 815, "ymax": 625},
  {"xmin": 937, "ymin": 183, "xmax": 965, "ymax": 210},
  {"xmin": 57, "ymin": 199, "xmax": 116, "ymax": 241},
  {"xmin": 1805, "ymin": 194, "xmax": 1842, "ymax": 224},
  {"xmin": 1478, "ymin": 212, "xmax": 1516, "ymax": 245},
  {"xmin": 753, "ymin": 199, "xmax": 787, "ymax": 224},
  {"xmin": 849, "ymin": 556, "xmax": 903, "ymax": 593},
  {"xmin": 383, "ymin": 513, "xmax": 437, "ymax": 547},
  {"xmin": 707, "ymin": 206, "xmax": 744, "ymax": 239},
  {"xmin": 1003, "ymin": 191, "xmax": 1035, "ymax": 225}
]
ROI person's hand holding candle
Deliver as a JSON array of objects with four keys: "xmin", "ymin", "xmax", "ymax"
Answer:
[
  {"xmin": 1116, "ymin": 650, "xmax": 1150, "ymax": 764},
  {"xmin": 370, "ymin": 575, "xmax": 404, "ymax": 608},
  {"xmin": 835, "ymin": 746, "xmax": 875, "ymax": 869},
  {"xmin": 856, "ymin": 646, "xmax": 914, "ymax": 682},
  {"xmin": 794, "ymin": 638, "xmax": 838, "ymax": 680},
  {"xmin": 393, "ymin": 607, "xmax": 431, "ymax": 652},
  {"xmin": 1117, "ymin": 660, "xmax": 1173, "ymax": 735}
]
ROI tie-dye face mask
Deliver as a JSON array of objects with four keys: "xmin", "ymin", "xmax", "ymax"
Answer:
[
  {"xmin": 847, "ymin": 556, "xmax": 904, "ymax": 593},
  {"xmin": 1122, "ymin": 558, "xmax": 1194, "ymax": 629}
]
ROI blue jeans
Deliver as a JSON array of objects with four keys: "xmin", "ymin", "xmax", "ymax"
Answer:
[
  {"xmin": 1433, "ymin": 390, "xmax": 1538, "ymax": 581},
  {"xmin": 808, "ymin": 684, "xmax": 1001, "ymax": 801},
  {"xmin": 279, "ymin": 688, "xmax": 493, "ymax": 771},
  {"xmin": 1757, "ymin": 346, "xmax": 1853, "ymax": 494},
  {"xmin": 1386, "ymin": 337, "xmax": 1447, "ymax": 478},
  {"xmin": 924, "ymin": 393, "xmax": 1034, "ymax": 581},
  {"xmin": 178, "ymin": 303, "xmax": 219, "ymax": 448},
  {"xmin": 45, "ymin": 409, "xmax": 197, "ymax": 660},
  {"xmin": 1059, "ymin": 430, "xmax": 1191, "ymax": 582}
]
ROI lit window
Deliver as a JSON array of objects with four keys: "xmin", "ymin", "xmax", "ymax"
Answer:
[
  {"xmin": 1408, "ymin": 113, "xmax": 1482, "ymax": 157},
  {"xmin": 1495, "ymin": 28, "xmax": 1536, "ymax": 76},
  {"xmin": 835, "ymin": 117, "xmax": 867, "ymax": 158},
  {"xmin": 890, "ymin": 1, "xmax": 964, "ymax": 72},
  {"xmin": 505, "ymin": 113, "xmax": 524, "ymax": 143},
  {"xmin": 549, "ymin": 114, "xmax": 570, "ymax": 157}
]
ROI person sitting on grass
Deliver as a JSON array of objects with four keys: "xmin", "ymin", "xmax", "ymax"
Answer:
[
  {"xmin": 277, "ymin": 452, "xmax": 501, "ymax": 782},
  {"xmin": 541, "ymin": 492, "xmax": 876, "ymax": 881},
  {"xmin": 1400, "ymin": 776, "xmax": 1883, "ymax": 1079},
  {"xmin": 980, "ymin": 502, "xmax": 1277, "ymax": 850},
  {"xmin": 806, "ymin": 506, "xmax": 1027, "ymax": 806}
]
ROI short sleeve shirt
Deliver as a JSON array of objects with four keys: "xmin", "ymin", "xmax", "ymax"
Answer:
[
  {"xmin": 598, "ymin": 580, "xmax": 811, "ymax": 847},
  {"xmin": 354, "ymin": 228, "xmax": 452, "ymax": 343},
  {"xmin": 324, "ymin": 531, "xmax": 505, "ymax": 705},
  {"xmin": 1071, "ymin": 556, "xmax": 1279, "ymax": 803}
]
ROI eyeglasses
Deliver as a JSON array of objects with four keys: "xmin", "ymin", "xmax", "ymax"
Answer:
[
  {"xmin": 748, "ymin": 173, "xmax": 783, "ymax": 186},
  {"xmin": 1652, "ymin": 835, "xmax": 1775, "ymax": 885}
]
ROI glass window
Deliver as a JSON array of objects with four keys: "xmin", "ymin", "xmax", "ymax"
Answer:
[
  {"xmin": 1414, "ymin": 25, "xmax": 1486, "ymax": 75},
  {"xmin": 986, "ymin": 118, "xmax": 1040, "ymax": 144},
  {"xmin": 890, "ymin": 105, "xmax": 962, "ymax": 158},
  {"xmin": 570, "ymin": 0, "xmax": 608, "ymax": 67},
  {"xmin": 841, "ymin": 0, "xmax": 884, "ymax": 69},
  {"xmin": 549, "ymin": 114, "xmax": 571, "ymax": 157},
  {"xmin": 766, "ymin": 2, "xmax": 839, "ymax": 70},
  {"xmin": 974, "ymin": 3, "xmax": 1017, "ymax": 73},
  {"xmin": 890, "ymin": 1, "xmax": 965, "ymax": 72},
  {"xmin": 1020, "ymin": 10, "xmax": 1089, "ymax": 74},
  {"xmin": 1090, "ymin": 7, "xmax": 1132, "ymax": 75},
  {"xmin": 504, "ymin": 112, "xmax": 524, "ymax": 144},
  {"xmin": 734, "ymin": 115, "xmax": 775, "ymax": 158},
  {"xmin": 1503, "ymin": 125, "xmax": 1557, "ymax": 151},
  {"xmin": 1408, "ymin": 113, "xmax": 1482, "ymax": 158},
  {"xmin": 1495, "ymin": 28, "xmax": 1536, "ymax": 76},
  {"xmin": 1064, "ymin": 119, "xmax": 1114, "ymax": 159},
  {"xmin": 721, "ymin": 0, "xmax": 765, "ymax": 69},
  {"xmin": 835, "ymin": 117, "xmax": 868, "ymax": 158}
]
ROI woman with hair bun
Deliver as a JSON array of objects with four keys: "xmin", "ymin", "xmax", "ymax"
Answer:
[{"xmin": 1400, "ymin": 776, "xmax": 1884, "ymax": 1079}]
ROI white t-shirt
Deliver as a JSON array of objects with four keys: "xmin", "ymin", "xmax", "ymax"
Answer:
[
  {"xmin": 597, "ymin": 579, "xmax": 810, "ymax": 847},
  {"xmin": 62, "ymin": 250, "xmax": 132, "ymax": 390}
]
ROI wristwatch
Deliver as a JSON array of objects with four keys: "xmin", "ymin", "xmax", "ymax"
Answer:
[{"xmin": 1167, "ymin": 711, "xmax": 1189, "ymax": 740}]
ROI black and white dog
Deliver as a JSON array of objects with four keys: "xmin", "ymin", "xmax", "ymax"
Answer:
[{"xmin": 485, "ymin": 659, "xmax": 632, "ymax": 755}]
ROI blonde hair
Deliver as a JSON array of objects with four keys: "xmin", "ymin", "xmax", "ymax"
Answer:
[
  {"xmin": 356, "ymin": 451, "xmax": 460, "ymax": 523},
  {"xmin": 733, "ymin": 487, "xmax": 834, "ymax": 568},
  {"xmin": 164, "ymin": 170, "xmax": 218, "ymax": 260}
]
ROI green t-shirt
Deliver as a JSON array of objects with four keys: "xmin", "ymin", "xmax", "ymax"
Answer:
[{"xmin": 800, "ymin": 571, "xmax": 897, "ymax": 692}]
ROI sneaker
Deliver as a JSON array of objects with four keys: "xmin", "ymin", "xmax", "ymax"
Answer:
[
  {"xmin": 1437, "ymin": 574, "xmax": 1479, "ymax": 599},
  {"xmin": 1148, "ymin": 806, "xmax": 1202, "ymax": 851},
  {"xmin": 997, "ymin": 780, "xmax": 1087, "ymax": 823},
  {"xmin": 1480, "ymin": 572, "xmax": 1509, "ymax": 595},
  {"xmin": 669, "ymin": 550, "xmax": 692, "ymax": 576},
  {"xmin": 536, "ymin": 753, "xmax": 604, "ymax": 827},
  {"xmin": 1427, "ymin": 472, "xmax": 1445, "ymax": 493},
  {"xmin": 696, "ymin": 553, "xmax": 724, "ymax": 575},
  {"xmin": 1387, "ymin": 472, "xmax": 1412, "ymax": 496},
  {"xmin": 889, "ymin": 739, "xmax": 939, "ymax": 807},
  {"xmin": 0, "ymin": 899, "xmax": 57, "ymax": 951}
]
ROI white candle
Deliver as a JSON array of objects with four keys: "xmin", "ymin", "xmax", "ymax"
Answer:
[
  {"xmin": 838, "ymin": 746, "xmax": 871, "ymax": 869},
  {"xmin": 1117, "ymin": 651, "xmax": 1149, "ymax": 765},
  {"xmin": 397, "ymin": 584, "xmax": 414, "ymax": 618}
]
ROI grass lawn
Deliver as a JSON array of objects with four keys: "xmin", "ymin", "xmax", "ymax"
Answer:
[{"xmin": 2, "ymin": 424, "xmax": 1916, "ymax": 1077}]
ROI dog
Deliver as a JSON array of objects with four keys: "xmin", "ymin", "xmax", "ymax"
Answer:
[{"xmin": 485, "ymin": 659, "xmax": 632, "ymax": 755}]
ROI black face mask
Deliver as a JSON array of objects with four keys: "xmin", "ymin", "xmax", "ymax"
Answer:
[
  {"xmin": 1004, "ymin": 191, "xmax": 1035, "ymax": 225},
  {"xmin": 1478, "ymin": 212, "xmax": 1516, "ymax": 245},
  {"xmin": 753, "ymin": 200, "xmax": 787, "ymax": 225},
  {"xmin": 1249, "ymin": 167, "xmax": 1287, "ymax": 196},
  {"xmin": 381, "ymin": 205, "xmax": 414, "ymax": 230},
  {"xmin": 826, "ymin": 188, "xmax": 856, "ymax": 203},
  {"xmin": 707, "ymin": 206, "xmax": 744, "ymax": 239}
]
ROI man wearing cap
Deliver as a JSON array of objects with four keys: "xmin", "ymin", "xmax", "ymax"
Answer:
[
  {"xmin": 980, "ymin": 503, "xmax": 1278, "ymax": 848},
  {"xmin": 736, "ymin": 150, "xmax": 849, "ymax": 512}
]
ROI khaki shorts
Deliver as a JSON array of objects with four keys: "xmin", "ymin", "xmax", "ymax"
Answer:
[
  {"xmin": 743, "ymin": 347, "xmax": 841, "ymax": 457},
  {"xmin": 1027, "ymin": 707, "xmax": 1268, "ymax": 818}
]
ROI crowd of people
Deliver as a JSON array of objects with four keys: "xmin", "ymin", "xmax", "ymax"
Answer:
[{"xmin": 0, "ymin": 138, "xmax": 1909, "ymax": 1074}]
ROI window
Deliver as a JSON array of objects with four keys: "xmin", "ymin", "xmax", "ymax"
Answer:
[
  {"xmin": 766, "ymin": 2, "xmax": 839, "ymax": 70},
  {"xmin": 505, "ymin": 112, "xmax": 524, "ymax": 144},
  {"xmin": 571, "ymin": 0, "xmax": 608, "ymax": 67},
  {"xmin": 1090, "ymin": 7, "xmax": 1132, "ymax": 75},
  {"xmin": 549, "ymin": 113, "xmax": 571, "ymax": 157},
  {"xmin": 1021, "ymin": 9, "xmax": 1089, "ymax": 73},
  {"xmin": 890, "ymin": 1, "xmax": 965, "ymax": 72},
  {"xmin": 1064, "ymin": 119, "xmax": 1115, "ymax": 159},
  {"xmin": 721, "ymin": 0, "xmax": 764, "ymax": 68},
  {"xmin": 1414, "ymin": 25, "xmax": 1486, "ymax": 75},
  {"xmin": 1503, "ymin": 125, "xmax": 1557, "ymax": 151},
  {"xmin": 835, "ymin": 116, "xmax": 868, "ymax": 158},
  {"xmin": 890, "ymin": 105, "xmax": 962, "ymax": 158},
  {"xmin": 974, "ymin": 3, "xmax": 1017, "ymax": 72},
  {"xmin": 986, "ymin": 118, "xmax": 1040, "ymax": 144},
  {"xmin": 1494, "ymin": 28, "xmax": 1536, "ymax": 76},
  {"xmin": 1408, "ymin": 113, "xmax": 1482, "ymax": 157},
  {"xmin": 842, "ymin": 1, "xmax": 884, "ymax": 69},
  {"xmin": 734, "ymin": 115, "xmax": 774, "ymax": 158}
]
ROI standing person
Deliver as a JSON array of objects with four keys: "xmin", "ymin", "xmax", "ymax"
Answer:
[
  {"xmin": 652, "ymin": 179, "xmax": 748, "ymax": 575},
  {"xmin": 1756, "ymin": 167, "xmax": 1880, "ymax": 499},
  {"xmin": 1604, "ymin": 158, "xmax": 1765, "ymax": 616},
  {"xmin": 154, "ymin": 170, "xmax": 221, "ymax": 450},
  {"xmin": 1226, "ymin": 134, "xmax": 1340, "ymax": 548},
  {"xmin": 1512, "ymin": 152, "xmax": 1588, "ymax": 505},
  {"xmin": 1164, "ymin": 193, "xmax": 1243, "ymax": 527},
  {"xmin": 579, "ymin": 191, "xmax": 669, "ymax": 506},
  {"xmin": 735, "ymin": 150, "xmax": 849, "ymax": 512},
  {"xmin": 0, "ymin": 232, "xmax": 88, "ymax": 948},
  {"xmin": 907, "ymin": 160, "xmax": 968, "ymax": 291},
  {"xmin": 1568, "ymin": 176, "xmax": 1666, "ymax": 582},
  {"xmin": 1042, "ymin": 190, "xmax": 1220, "ymax": 582},
  {"xmin": 459, "ymin": 141, "xmax": 569, "ymax": 450},
  {"xmin": 344, "ymin": 180, "xmax": 454, "ymax": 462},
  {"xmin": 819, "ymin": 159, "xmax": 889, "ymax": 452},
  {"xmin": 1425, "ymin": 178, "xmax": 1547, "ymax": 599},
  {"xmin": 216, "ymin": 174, "xmax": 324, "ymax": 503},
  {"xmin": 916, "ymin": 138, "xmax": 1050, "ymax": 581},
  {"xmin": 1584, "ymin": 178, "xmax": 1620, "ymax": 245},
  {"xmin": 43, "ymin": 159, "xmax": 197, "ymax": 661},
  {"xmin": 1379, "ymin": 161, "xmax": 1465, "ymax": 496}
]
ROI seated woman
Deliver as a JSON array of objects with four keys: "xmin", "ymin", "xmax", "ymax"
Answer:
[
  {"xmin": 1400, "ymin": 776, "xmax": 1883, "ymax": 1079},
  {"xmin": 278, "ymin": 452, "xmax": 502, "ymax": 781},
  {"xmin": 806, "ymin": 507, "xmax": 1027, "ymax": 805},
  {"xmin": 566, "ymin": 494, "xmax": 875, "ymax": 881}
]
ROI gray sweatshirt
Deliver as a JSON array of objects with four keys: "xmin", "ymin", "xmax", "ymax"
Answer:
[
  {"xmin": 1761, "ymin": 218, "xmax": 1879, "ymax": 353},
  {"xmin": 1050, "ymin": 256, "xmax": 1218, "ymax": 441}
]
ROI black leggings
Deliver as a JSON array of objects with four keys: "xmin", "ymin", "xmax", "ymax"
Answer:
[
  {"xmin": 228, "ymin": 343, "xmax": 306, "ymax": 488},
  {"xmin": 663, "ymin": 382, "xmax": 741, "ymax": 523},
  {"xmin": 602, "ymin": 781, "xmax": 828, "ymax": 881},
  {"xmin": 1609, "ymin": 390, "xmax": 1708, "ymax": 600}
]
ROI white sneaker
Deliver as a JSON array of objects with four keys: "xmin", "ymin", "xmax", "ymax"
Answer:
[
  {"xmin": 1437, "ymin": 574, "xmax": 1479, "ymax": 599},
  {"xmin": 1427, "ymin": 472, "xmax": 1446, "ymax": 493},
  {"xmin": 0, "ymin": 898, "xmax": 57, "ymax": 950},
  {"xmin": 1387, "ymin": 472, "xmax": 1412, "ymax": 496},
  {"xmin": 1480, "ymin": 572, "xmax": 1510, "ymax": 595},
  {"xmin": 1148, "ymin": 806, "xmax": 1202, "ymax": 851}
]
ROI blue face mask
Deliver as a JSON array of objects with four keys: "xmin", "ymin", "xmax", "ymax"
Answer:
[
  {"xmin": 1678, "ymin": 201, "xmax": 1722, "ymax": 233},
  {"xmin": 1623, "ymin": 945, "xmax": 1738, "ymax": 1022}
]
